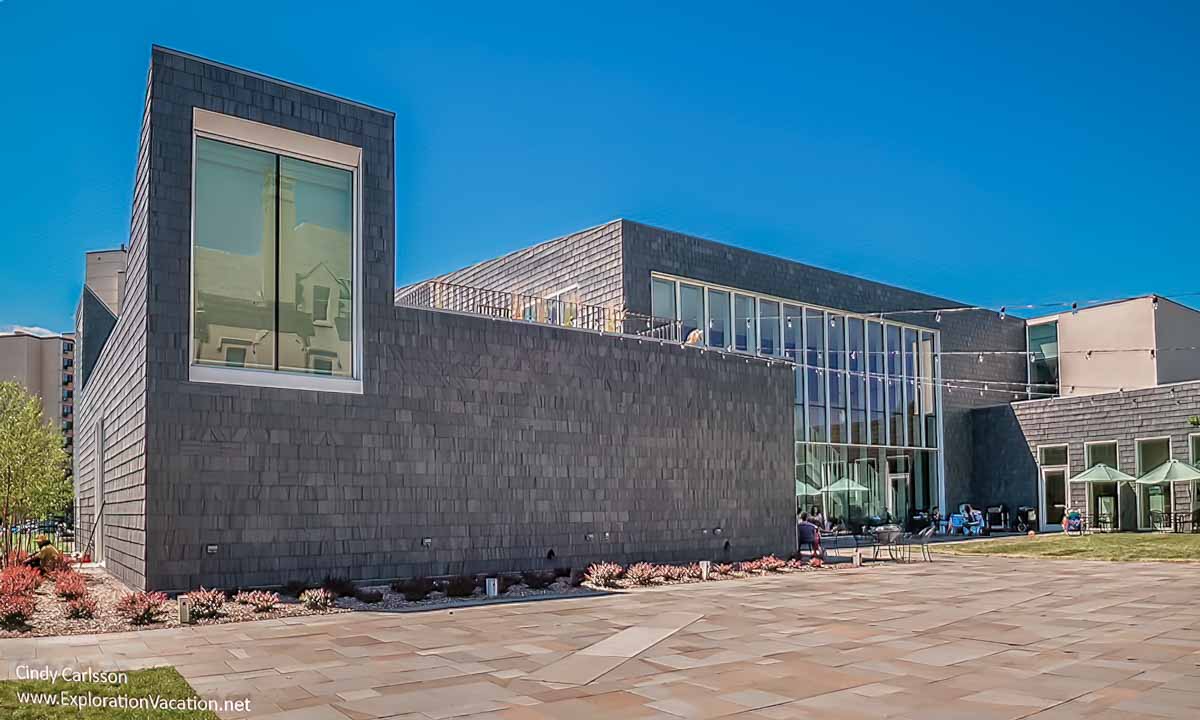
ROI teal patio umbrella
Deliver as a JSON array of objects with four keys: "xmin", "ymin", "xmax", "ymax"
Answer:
[
  {"xmin": 796, "ymin": 480, "xmax": 821, "ymax": 496},
  {"xmin": 823, "ymin": 477, "xmax": 870, "ymax": 493},
  {"xmin": 1069, "ymin": 464, "xmax": 1135, "ymax": 484},
  {"xmin": 1135, "ymin": 459, "xmax": 1200, "ymax": 485}
]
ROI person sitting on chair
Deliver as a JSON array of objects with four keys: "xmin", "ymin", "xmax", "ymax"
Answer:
[
  {"xmin": 23, "ymin": 536, "xmax": 63, "ymax": 574},
  {"xmin": 797, "ymin": 512, "xmax": 822, "ymax": 560}
]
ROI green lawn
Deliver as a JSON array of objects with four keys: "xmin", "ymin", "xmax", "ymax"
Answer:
[
  {"xmin": 0, "ymin": 667, "xmax": 221, "ymax": 719},
  {"xmin": 935, "ymin": 532, "xmax": 1200, "ymax": 561}
]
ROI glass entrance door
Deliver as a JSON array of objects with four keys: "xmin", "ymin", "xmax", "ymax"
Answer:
[{"xmin": 1041, "ymin": 468, "xmax": 1067, "ymax": 530}]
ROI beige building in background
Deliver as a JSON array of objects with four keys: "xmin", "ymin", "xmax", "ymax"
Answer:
[
  {"xmin": 1028, "ymin": 296, "xmax": 1200, "ymax": 398},
  {"xmin": 0, "ymin": 330, "xmax": 74, "ymax": 446}
]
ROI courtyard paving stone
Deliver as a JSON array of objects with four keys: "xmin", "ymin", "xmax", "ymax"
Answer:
[{"xmin": 3, "ymin": 555, "xmax": 1200, "ymax": 718}]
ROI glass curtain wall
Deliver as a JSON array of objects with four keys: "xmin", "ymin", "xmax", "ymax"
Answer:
[
  {"xmin": 886, "ymin": 325, "xmax": 904, "ymax": 445},
  {"xmin": 805, "ymin": 309, "xmax": 826, "ymax": 442},
  {"xmin": 828, "ymin": 315, "xmax": 847, "ymax": 444},
  {"xmin": 848, "ymin": 318, "xmax": 866, "ymax": 445},
  {"xmin": 796, "ymin": 444, "xmax": 938, "ymax": 531},
  {"xmin": 867, "ymin": 321, "xmax": 885, "ymax": 445}
]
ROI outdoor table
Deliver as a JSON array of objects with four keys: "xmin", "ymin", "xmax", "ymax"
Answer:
[
  {"xmin": 869, "ymin": 525, "xmax": 905, "ymax": 561},
  {"xmin": 821, "ymin": 529, "xmax": 857, "ymax": 559}
]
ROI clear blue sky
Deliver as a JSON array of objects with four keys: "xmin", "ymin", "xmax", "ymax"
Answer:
[{"xmin": 2, "ymin": 2, "xmax": 1197, "ymax": 334}]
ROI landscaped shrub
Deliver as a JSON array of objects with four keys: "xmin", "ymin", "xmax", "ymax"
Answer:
[
  {"xmin": 443, "ymin": 575, "xmax": 477, "ymax": 598},
  {"xmin": 116, "ymin": 591, "xmax": 169, "ymax": 625},
  {"xmin": 283, "ymin": 580, "xmax": 311, "ymax": 598},
  {"xmin": 184, "ymin": 587, "xmax": 226, "ymax": 618},
  {"xmin": 737, "ymin": 558, "xmax": 764, "ymax": 574},
  {"xmin": 584, "ymin": 562, "xmax": 623, "ymax": 588},
  {"xmin": 391, "ymin": 577, "xmax": 434, "ymax": 602},
  {"xmin": 553, "ymin": 566, "xmax": 573, "ymax": 578},
  {"xmin": 658, "ymin": 564, "xmax": 693, "ymax": 583},
  {"xmin": 714, "ymin": 563, "xmax": 736, "ymax": 576},
  {"xmin": 354, "ymin": 589, "xmax": 383, "ymax": 604},
  {"xmin": 625, "ymin": 563, "xmax": 660, "ymax": 586},
  {"xmin": 758, "ymin": 555, "xmax": 786, "ymax": 572},
  {"xmin": 321, "ymin": 576, "xmax": 356, "ymax": 598},
  {"xmin": 521, "ymin": 570, "xmax": 554, "ymax": 589},
  {"xmin": 681, "ymin": 563, "xmax": 704, "ymax": 580},
  {"xmin": 2, "ymin": 549, "xmax": 30, "ymax": 569},
  {"xmin": 300, "ymin": 588, "xmax": 335, "ymax": 610},
  {"xmin": 66, "ymin": 594, "xmax": 98, "ymax": 619},
  {"xmin": 0, "ymin": 593, "xmax": 35, "ymax": 628},
  {"xmin": 0, "ymin": 565, "xmax": 42, "ymax": 597},
  {"xmin": 234, "ymin": 590, "xmax": 279, "ymax": 612},
  {"xmin": 52, "ymin": 570, "xmax": 87, "ymax": 600}
]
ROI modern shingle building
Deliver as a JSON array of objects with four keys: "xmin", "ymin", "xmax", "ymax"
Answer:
[{"xmin": 74, "ymin": 47, "xmax": 1200, "ymax": 592}]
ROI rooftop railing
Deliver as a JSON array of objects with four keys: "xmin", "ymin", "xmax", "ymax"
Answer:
[{"xmin": 397, "ymin": 280, "xmax": 685, "ymax": 341}]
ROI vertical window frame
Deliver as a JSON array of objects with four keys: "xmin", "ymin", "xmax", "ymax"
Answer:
[{"xmin": 188, "ymin": 109, "xmax": 364, "ymax": 394}]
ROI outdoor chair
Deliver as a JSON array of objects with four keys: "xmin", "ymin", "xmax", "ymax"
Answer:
[
  {"xmin": 1149, "ymin": 510, "xmax": 1171, "ymax": 533},
  {"xmin": 870, "ymin": 526, "xmax": 904, "ymax": 561},
  {"xmin": 901, "ymin": 525, "xmax": 935, "ymax": 563}
]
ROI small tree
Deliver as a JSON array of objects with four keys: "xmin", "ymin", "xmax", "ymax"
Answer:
[{"xmin": 0, "ymin": 382, "xmax": 69, "ymax": 564}]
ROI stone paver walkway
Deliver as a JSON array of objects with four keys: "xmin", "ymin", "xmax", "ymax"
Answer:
[{"xmin": 4, "ymin": 556, "xmax": 1200, "ymax": 719}]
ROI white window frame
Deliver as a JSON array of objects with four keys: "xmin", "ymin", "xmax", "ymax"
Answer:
[
  {"xmin": 1188, "ymin": 432, "xmax": 1200, "ymax": 466},
  {"xmin": 1082, "ymin": 440, "xmax": 1120, "ymax": 522},
  {"xmin": 189, "ymin": 108, "xmax": 364, "ymax": 394},
  {"xmin": 1135, "ymin": 436, "xmax": 1173, "ymax": 530},
  {"xmin": 1036, "ymin": 443, "xmax": 1070, "ymax": 532}
]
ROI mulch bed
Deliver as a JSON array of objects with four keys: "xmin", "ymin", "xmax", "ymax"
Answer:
[{"xmin": 0, "ymin": 567, "xmax": 345, "ymax": 639}]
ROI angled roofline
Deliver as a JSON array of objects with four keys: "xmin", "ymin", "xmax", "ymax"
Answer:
[{"xmin": 152, "ymin": 45, "xmax": 395, "ymax": 117}]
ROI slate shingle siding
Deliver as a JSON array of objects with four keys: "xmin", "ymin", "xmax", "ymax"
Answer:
[
  {"xmin": 973, "ymin": 381, "xmax": 1200, "ymax": 518},
  {"xmin": 73, "ymin": 66, "xmax": 154, "ymax": 590},
  {"xmin": 407, "ymin": 221, "xmax": 625, "ymax": 309}
]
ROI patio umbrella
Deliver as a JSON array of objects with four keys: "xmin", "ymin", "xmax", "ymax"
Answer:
[
  {"xmin": 823, "ymin": 477, "xmax": 869, "ymax": 493},
  {"xmin": 1135, "ymin": 459, "xmax": 1200, "ymax": 485},
  {"xmin": 795, "ymin": 480, "xmax": 821, "ymax": 496},
  {"xmin": 1069, "ymin": 463, "xmax": 1136, "ymax": 484}
]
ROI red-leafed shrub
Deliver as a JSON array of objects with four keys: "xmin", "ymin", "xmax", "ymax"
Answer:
[
  {"xmin": 758, "ymin": 555, "xmax": 786, "ymax": 572},
  {"xmin": 737, "ymin": 558, "xmax": 763, "ymax": 574},
  {"xmin": 625, "ymin": 562, "xmax": 660, "ymax": 586},
  {"xmin": 232, "ymin": 590, "xmax": 279, "ymax": 612},
  {"xmin": 183, "ymin": 587, "xmax": 226, "ymax": 618},
  {"xmin": 657, "ymin": 564, "xmax": 692, "ymax": 583},
  {"xmin": 3, "ymin": 549, "xmax": 30, "ymax": 569},
  {"xmin": 681, "ymin": 563, "xmax": 704, "ymax": 580},
  {"xmin": 584, "ymin": 562, "xmax": 623, "ymax": 588},
  {"xmin": 53, "ymin": 570, "xmax": 87, "ymax": 600},
  {"xmin": 0, "ymin": 593, "xmax": 35, "ymax": 628},
  {"xmin": 116, "ymin": 591, "xmax": 169, "ymax": 625},
  {"xmin": 0, "ymin": 565, "xmax": 42, "ymax": 597},
  {"xmin": 714, "ymin": 563, "xmax": 736, "ymax": 576},
  {"xmin": 66, "ymin": 595, "xmax": 98, "ymax": 619},
  {"xmin": 299, "ymin": 588, "xmax": 335, "ymax": 610}
]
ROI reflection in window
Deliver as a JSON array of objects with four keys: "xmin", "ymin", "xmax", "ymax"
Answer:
[
  {"xmin": 193, "ymin": 138, "xmax": 277, "ymax": 371},
  {"xmin": 1086, "ymin": 441, "xmax": 1117, "ymax": 469},
  {"xmin": 707, "ymin": 289, "xmax": 729, "ymax": 349},
  {"xmin": 886, "ymin": 325, "xmax": 904, "ymax": 445},
  {"xmin": 651, "ymin": 278, "xmax": 676, "ymax": 323},
  {"xmin": 1039, "ymin": 445, "xmax": 1068, "ymax": 466},
  {"xmin": 1028, "ymin": 321, "xmax": 1059, "ymax": 395},
  {"xmin": 193, "ymin": 137, "xmax": 355, "ymax": 378},
  {"xmin": 805, "ymin": 309, "xmax": 826, "ymax": 442},
  {"xmin": 783, "ymin": 304, "xmax": 802, "ymax": 361},
  {"xmin": 828, "ymin": 315, "xmax": 847, "ymax": 443},
  {"xmin": 848, "ymin": 318, "xmax": 866, "ymax": 445},
  {"xmin": 921, "ymin": 331, "xmax": 937, "ymax": 447},
  {"xmin": 904, "ymin": 328, "xmax": 920, "ymax": 446},
  {"xmin": 679, "ymin": 283, "xmax": 704, "ymax": 342},
  {"xmin": 734, "ymin": 294, "xmax": 756, "ymax": 352},
  {"xmin": 867, "ymin": 321, "xmax": 885, "ymax": 445},
  {"xmin": 759, "ymin": 300, "xmax": 779, "ymax": 356}
]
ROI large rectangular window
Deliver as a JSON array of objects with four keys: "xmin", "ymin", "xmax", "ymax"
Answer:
[
  {"xmin": 783, "ymin": 304, "xmax": 803, "ymax": 361},
  {"xmin": 886, "ymin": 324, "xmax": 904, "ymax": 446},
  {"xmin": 920, "ymin": 330, "xmax": 937, "ymax": 448},
  {"xmin": 679, "ymin": 283, "xmax": 704, "ymax": 343},
  {"xmin": 758, "ymin": 299, "xmax": 780, "ymax": 356},
  {"xmin": 707, "ymin": 289, "xmax": 729, "ymax": 349},
  {"xmin": 734, "ymin": 294, "xmax": 756, "ymax": 352},
  {"xmin": 651, "ymin": 278, "xmax": 676, "ymax": 324},
  {"xmin": 1028, "ymin": 321, "xmax": 1060, "ymax": 395},
  {"xmin": 805, "ymin": 308, "xmax": 826, "ymax": 442},
  {"xmin": 867, "ymin": 321, "xmax": 885, "ymax": 445},
  {"xmin": 828, "ymin": 315, "xmax": 847, "ymax": 444},
  {"xmin": 904, "ymin": 328, "xmax": 920, "ymax": 446},
  {"xmin": 848, "ymin": 318, "xmax": 866, "ymax": 445},
  {"xmin": 191, "ymin": 111, "xmax": 361, "ymax": 392}
]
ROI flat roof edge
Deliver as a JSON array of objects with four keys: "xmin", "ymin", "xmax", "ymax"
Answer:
[{"xmin": 151, "ymin": 45, "xmax": 396, "ymax": 117}]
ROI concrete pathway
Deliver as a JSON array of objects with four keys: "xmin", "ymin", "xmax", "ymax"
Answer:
[{"xmin": 3, "ymin": 556, "xmax": 1200, "ymax": 719}]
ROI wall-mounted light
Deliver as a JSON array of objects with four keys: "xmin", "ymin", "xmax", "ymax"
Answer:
[
  {"xmin": 935, "ymin": 311, "xmax": 942, "ymax": 323},
  {"xmin": 421, "ymin": 537, "xmax": 433, "ymax": 548},
  {"xmin": 584, "ymin": 532, "xmax": 595, "ymax": 542},
  {"xmin": 712, "ymin": 527, "xmax": 723, "ymax": 536}
]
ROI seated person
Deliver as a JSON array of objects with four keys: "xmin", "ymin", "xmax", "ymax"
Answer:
[
  {"xmin": 796, "ymin": 512, "xmax": 822, "ymax": 558},
  {"xmin": 24, "ymin": 536, "xmax": 63, "ymax": 574},
  {"xmin": 962, "ymin": 504, "xmax": 983, "ymax": 534}
]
